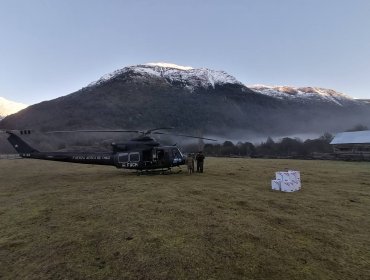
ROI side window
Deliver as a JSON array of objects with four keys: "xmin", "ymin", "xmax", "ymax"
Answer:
[
  {"xmin": 118, "ymin": 153, "xmax": 128, "ymax": 163},
  {"xmin": 129, "ymin": 153, "xmax": 140, "ymax": 162},
  {"xmin": 156, "ymin": 150, "xmax": 164, "ymax": 160}
]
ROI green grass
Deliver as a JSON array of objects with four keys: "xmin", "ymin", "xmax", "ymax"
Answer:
[{"xmin": 0, "ymin": 158, "xmax": 369, "ymax": 279}]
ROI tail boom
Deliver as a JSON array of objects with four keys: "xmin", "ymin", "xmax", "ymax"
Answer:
[{"xmin": 6, "ymin": 131, "xmax": 115, "ymax": 166}]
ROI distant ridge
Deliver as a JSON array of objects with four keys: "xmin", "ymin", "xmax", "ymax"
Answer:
[
  {"xmin": 249, "ymin": 85, "xmax": 359, "ymax": 106},
  {"xmin": 356, "ymin": 99, "xmax": 370, "ymax": 105},
  {"xmin": 0, "ymin": 97, "xmax": 28, "ymax": 119}
]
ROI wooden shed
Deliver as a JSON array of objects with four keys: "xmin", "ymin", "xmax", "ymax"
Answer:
[{"xmin": 330, "ymin": 130, "xmax": 370, "ymax": 160}]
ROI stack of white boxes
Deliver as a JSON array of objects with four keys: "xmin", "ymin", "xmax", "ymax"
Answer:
[{"xmin": 271, "ymin": 170, "xmax": 301, "ymax": 192}]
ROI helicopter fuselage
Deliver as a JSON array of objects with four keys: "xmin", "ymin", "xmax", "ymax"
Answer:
[{"xmin": 6, "ymin": 131, "xmax": 185, "ymax": 171}]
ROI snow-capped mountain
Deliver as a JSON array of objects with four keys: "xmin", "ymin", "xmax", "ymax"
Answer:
[
  {"xmin": 89, "ymin": 63, "xmax": 360, "ymax": 107},
  {"xmin": 249, "ymin": 85, "xmax": 359, "ymax": 106},
  {"xmin": 88, "ymin": 62, "xmax": 243, "ymax": 91},
  {"xmin": 0, "ymin": 97, "xmax": 28, "ymax": 119},
  {"xmin": 1, "ymin": 63, "xmax": 370, "ymax": 137}
]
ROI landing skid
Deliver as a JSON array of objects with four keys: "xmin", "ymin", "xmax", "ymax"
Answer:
[{"xmin": 135, "ymin": 167, "xmax": 183, "ymax": 176}]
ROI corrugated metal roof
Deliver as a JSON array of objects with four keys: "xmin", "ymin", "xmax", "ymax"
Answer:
[{"xmin": 330, "ymin": 130, "xmax": 370, "ymax": 144}]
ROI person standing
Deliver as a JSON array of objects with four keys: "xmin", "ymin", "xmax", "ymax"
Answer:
[
  {"xmin": 196, "ymin": 151, "xmax": 205, "ymax": 173},
  {"xmin": 186, "ymin": 153, "xmax": 195, "ymax": 174}
]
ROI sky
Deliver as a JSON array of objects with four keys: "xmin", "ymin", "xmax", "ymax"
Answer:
[{"xmin": 1, "ymin": 0, "xmax": 370, "ymax": 104}]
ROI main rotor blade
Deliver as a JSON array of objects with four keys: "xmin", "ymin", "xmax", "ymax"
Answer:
[
  {"xmin": 144, "ymin": 127, "xmax": 174, "ymax": 135},
  {"xmin": 46, "ymin": 130, "xmax": 140, "ymax": 134},
  {"xmin": 46, "ymin": 128, "xmax": 175, "ymax": 135},
  {"xmin": 152, "ymin": 132, "xmax": 217, "ymax": 141}
]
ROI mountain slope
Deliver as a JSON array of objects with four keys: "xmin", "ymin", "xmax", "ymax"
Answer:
[{"xmin": 1, "ymin": 63, "xmax": 369, "ymax": 138}]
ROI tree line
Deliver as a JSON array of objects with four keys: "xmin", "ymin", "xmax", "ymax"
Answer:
[
  {"xmin": 203, "ymin": 133, "xmax": 334, "ymax": 159},
  {"xmin": 203, "ymin": 125, "xmax": 369, "ymax": 159}
]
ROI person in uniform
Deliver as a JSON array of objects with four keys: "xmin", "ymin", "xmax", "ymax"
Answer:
[
  {"xmin": 195, "ymin": 151, "xmax": 205, "ymax": 173},
  {"xmin": 186, "ymin": 153, "xmax": 195, "ymax": 174}
]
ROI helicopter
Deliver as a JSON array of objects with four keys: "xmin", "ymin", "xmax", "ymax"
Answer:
[{"xmin": 3, "ymin": 128, "xmax": 216, "ymax": 172}]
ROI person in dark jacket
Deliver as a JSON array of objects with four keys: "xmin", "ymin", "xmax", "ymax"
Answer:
[{"xmin": 196, "ymin": 151, "xmax": 205, "ymax": 173}]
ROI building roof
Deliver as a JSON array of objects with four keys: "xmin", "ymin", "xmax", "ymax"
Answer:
[{"xmin": 330, "ymin": 130, "xmax": 370, "ymax": 145}]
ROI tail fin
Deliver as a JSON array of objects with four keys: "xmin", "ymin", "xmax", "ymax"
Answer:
[{"xmin": 6, "ymin": 131, "xmax": 39, "ymax": 154}]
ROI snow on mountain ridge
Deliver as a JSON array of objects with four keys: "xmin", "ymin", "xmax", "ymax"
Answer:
[
  {"xmin": 88, "ymin": 63, "xmax": 242, "ymax": 90},
  {"xmin": 146, "ymin": 62, "xmax": 193, "ymax": 70},
  {"xmin": 0, "ymin": 97, "xmax": 28, "ymax": 118},
  {"xmin": 250, "ymin": 85, "xmax": 356, "ymax": 106}
]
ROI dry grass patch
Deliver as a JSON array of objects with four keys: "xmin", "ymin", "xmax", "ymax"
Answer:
[{"xmin": 0, "ymin": 158, "xmax": 369, "ymax": 279}]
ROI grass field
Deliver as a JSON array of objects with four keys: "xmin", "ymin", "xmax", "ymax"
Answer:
[{"xmin": 0, "ymin": 158, "xmax": 369, "ymax": 280}]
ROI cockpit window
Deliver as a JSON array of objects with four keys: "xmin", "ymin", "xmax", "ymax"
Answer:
[{"xmin": 172, "ymin": 148, "xmax": 182, "ymax": 158}]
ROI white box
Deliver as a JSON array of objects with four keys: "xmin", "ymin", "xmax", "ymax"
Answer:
[
  {"xmin": 276, "ymin": 172, "xmax": 291, "ymax": 182},
  {"xmin": 280, "ymin": 181, "xmax": 296, "ymax": 192},
  {"xmin": 291, "ymin": 179, "xmax": 301, "ymax": 190},
  {"xmin": 271, "ymin": 180, "xmax": 281, "ymax": 191},
  {"xmin": 288, "ymin": 170, "xmax": 301, "ymax": 181}
]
